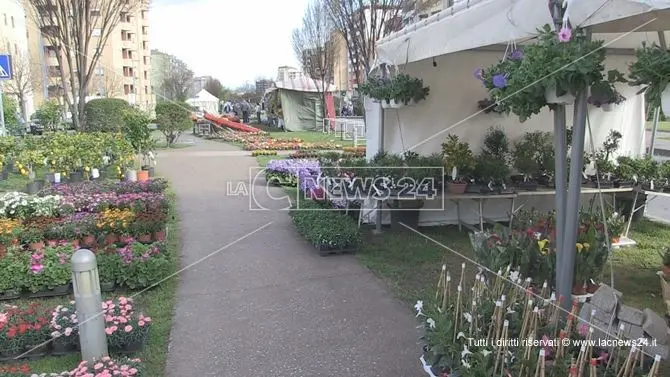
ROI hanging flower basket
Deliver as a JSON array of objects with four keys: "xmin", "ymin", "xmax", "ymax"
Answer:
[
  {"xmin": 545, "ymin": 85, "xmax": 575, "ymax": 105},
  {"xmin": 359, "ymin": 73, "xmax": 429, "ymax": 109},
  {"xmin": 381, "ymin": 99, "xmax": 417, "ymax": 109},
  {"xmin": 629, "ymin": 43, "xmax": 670, "ymax": 111}
]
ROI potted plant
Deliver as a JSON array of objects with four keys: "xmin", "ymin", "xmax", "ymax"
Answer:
[
  {"xmin": 441, "ymin": 135, "xmax": 475, "ymax": 194},
  {"xmin": 0, "ymin": 303, "xmax": 51, "ymax": 358},
  {"xmin": 659, "ymin": 247, "xmax": 670, "ymax": 275},
  {"xmin": 49, "ymin": 303, "xmax": 81, "ymax": 355},
  {"xmin": 359, "ymin": 73, "xmax": 430, "ymax": 108},
  {"xmin": 20, "ymin": 227, "xmax": 45, "ymax": 251},
  {"xmin": 607, "ymin": 212, "xmax": 625, "ymax": 244},
  {"xmin": 69, "ymin": 357, "xmax": 144, "ymax": 376},
  {"xmin": 0, "ymin": 251, "xmax": 23, "ymax": 300},
  {"xmin": 628, "ymin": 42, "xmax": 670, "ymax": 113},
  {"xmin": 473, "ymin": 128, "xmax": 512, "ymax": 193},
  {"xmin": 591, "ymin": 130, "xmax": 622, "ymax": 187},
  {"xmin": 97, "ymin": 252, "xmax": 121, "ymax": 292},
  {"xmin": 614, "ymin": 156, "xmax": 637, "ymax": 188},
  {"xmin": 16, "ymin": 148, "xmax": 47, "ymax": 194},
  {"xmin": 0, "ymin": 219, "xmax": 22, "ymax": 256},
  {"xmin": 511, "ymin": 131, "xmax": 554, "ymax": 190},
  {"xmin": 637, "ymin": 157, "xmax": 660, "ymax": 191},
  {"xmin": 588, "ymin": 70, "xmax": 627, "ymax": 111},
  {"xmin": 24, "ymin": 246, "xmax": 73, "ymax": 297}
]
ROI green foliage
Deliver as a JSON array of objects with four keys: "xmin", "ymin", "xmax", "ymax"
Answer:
[
  {"xmin": 628, "ymin": 43, "xmax": 670, "ymax": 108},
  {"xmin": 2, "ymin": 95, "xmax": 22, "ymax": 136},
  {"xmin": 480, "ymin": 25, "xmax": 614, "ymax": 121},
  {"xmin": 289, "ymin": 200, "xmax": 361, "ymax": 250},
  {"xmin": 474, "ymin": 128, "xmax": 511, "ymax": 182},
  {"xmin": 511, "ymin": 131, "xmax": 554, "ymax": 177},
  {"xmin": 155, "ymin": 102, "xmax": 192, "ymax": 146},
  {"xmin": 122, "ymin": 107, "xmax": 154, "ymax": 153},
  {"xmin": 84, "ymin": 98, "xmax": 132, "ymax": 132},
  {"xmin": 359, "ymin": 73, "xmax": 430, "ymax": 104},
  {"xmin": 659, "ymin": 247, "xmax": 670, "ymax": 266},
  {"xmin": 0, "ymin": 251, "xmax": 25, "ymax": 293},
  {"xmin": 22, "ymin": 246, "xmax": 73, "ymax": 292},
  {"xmin": 441, "ymin": 135, "xmax": 475, "ymax": 180},
  {"xmin": 33, "ymin": 100, "xmax": 63, "ymax": 132}
]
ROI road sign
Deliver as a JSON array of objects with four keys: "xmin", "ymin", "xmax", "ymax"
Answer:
[{"xmin": 0, "ymin": 55, "xmax": 12, "ymax": 81}]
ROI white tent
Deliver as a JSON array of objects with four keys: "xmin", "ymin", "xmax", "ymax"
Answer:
[
  {"xmin": 186, "ymin": 89, "xmax": 220, "ymax": 114},
  {"xmin": 361, "ymin": 0, "xmax": 670, "ymax": 226}
]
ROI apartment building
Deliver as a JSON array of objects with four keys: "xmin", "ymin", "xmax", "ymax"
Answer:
[
  {"xmin": 25, "ymin": 0, "xmax": 155, "ymax": 114},
  {"xmin": 0, "ymin": 0, "xmax": 36, "ymax": 119},
  {"xmin": 190, "ymin": 76, "xmax": 212, "ymax": 97},
  {"xmin": 255, "ymin": 79, "xmax": 273, "ymax": 95},
  {"xmin": 276, "ymin": 66, "xmax": 304, "ymax": 82}
]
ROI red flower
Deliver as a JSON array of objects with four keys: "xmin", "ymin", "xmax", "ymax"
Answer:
[{"xmin": 7, "ymin": 327, "xmax": 17, "ymax": 338}]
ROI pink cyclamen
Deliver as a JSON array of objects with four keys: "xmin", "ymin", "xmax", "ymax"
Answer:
[{"xmin": 558, "ymin": 26, "xmax": 572, "ymax": 42}]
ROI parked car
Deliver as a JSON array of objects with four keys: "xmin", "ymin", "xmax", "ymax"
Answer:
[{"xmin": 29, "ymin": 119, "xmax": 44, "ymax": 135}]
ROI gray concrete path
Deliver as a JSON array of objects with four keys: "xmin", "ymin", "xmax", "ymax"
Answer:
[{"xmin": 159, "ymin": 139, "xmax": 420, "ymax": 376}]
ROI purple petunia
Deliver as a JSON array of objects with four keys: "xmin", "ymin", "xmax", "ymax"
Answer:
[
  {"xmin": 473, "ymin": 68, "xmax": 484, "ymax": 81},
  {"xmin": 558, "ymin": 26, "xmax": 572, "ymax": 42},
  {"xmin": 508, "ymin": 49, "xmax": 523, "ymax": 60},
  {"xmin": 492, "ymin": 73, "xmax": 508, "ymax": 89}
]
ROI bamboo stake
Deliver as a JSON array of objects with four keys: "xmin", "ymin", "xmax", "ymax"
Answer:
[
  {"xmin": 540, "ymin": 349, "xmax": 546, "ymax": 377},
  {"xmin": 647, "ymin": 355, "xmax": 661, "ymax": 377},
  {"xmin": 493, "ymin": 319, "xmax": 509, "ymax": 377},
  {"xmin": 554, "ymin": 295, "xmax": 565, "ymax": 339},
  {"xmin": 589, "ymin": 358, "xmax": 597, "ymax": 377},
  {"xmin": 540, "ymin": 281, "xmax": 548, "ymax": 299},
  {"xmin": 607, "ymin": 324, "xmax": 625, "ymax": 372},
  {"xmin": 557, "ymin": 329, "xmax": 568, "ymax": 360},
  {"xmin": 458, "ymin": 262, "xmax": 466, "ymax": 288},
  {"xmin": 534, "ymin": 349, "xmax": 543, "ymax": 377},
  {"xmin": 453, "ymin": 284, "xmax": 462, "ymax": 343},
  {"xmin": 520, "ymin": 299, "xmax": 533, "ymax": 341},
  {"xmin": 500, "ymin": 322, "xmax": 510, "ymax": 377},
  {"xmin": 442, "ymin": 271, "xmax": 451, "ymax": 312},
  {"xmin": 616, "ymin": 346, "xmax": 636, "ymax": 377},
  {"xmin": 469, "ymin": 299, "xmax": 476, "ymax": 337},
  {"xmin": 436, "ymin": 264, "xmax": 446, "ymax": 300},
  {"xmin": 487, "ymin": 303, "xmax": 499, "ymax": 341}
]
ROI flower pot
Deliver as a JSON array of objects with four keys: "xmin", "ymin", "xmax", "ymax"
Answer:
[
  {"xmin": 71, "ymin": 239, "xmax": 80, "ymax": 249},
  {"xmin": 446, "ymin": 182, "xmax": 468, "ymax": 195},
  {"xmin": 661, "ymin": 83, "xmax": 670, "ymax": 115},
  {"xmin": 545, "ymin": 86, "xmax": 575, "ymax": 105},
  {"xmin": 0, "ymin": 168, "xmax": 8, "ymax": 180},
  {"xmin": 104, "ymin": 233, "xmax": 119, "ymax": 245},
  {"xmin": 100, "ymin": 281, "xmax": 116, "ymax": 292},
  {"xmin": 25, "ymin": 181, "xmax": 41, "ymax": 194},
  {"xmin": 0, "ymin": 244, "xmax": 6, "ymax": 258},
  {"xmin": 52, "ymin": 338, "xmax": 80, "ymax": 356},
  {"xmin": 663, "ymin": 265, "xmax": 670, "ymax": 276},
  {"xmin": 53, "ymin": 172, "xmax": 61, "ymax": 183},
  {"xmin": 69, "ymin": 171, "xmax": 84, "ymax": 183},
  {"xmin": 611, "ymin": 237, "xmax": 621, "ymax": 244},
  {"xmin": 29, "ymin": 241, "xmax": 45, "ymax": 251},
  {"xmin": 111, "ymin": 334, "xmax": 148, "ymax": 354},
  {"xmin": 0, "ymin": 289, "xmax": 21, "ymax": 301},
  {"xmin": 517, "ymin": 181, "xmax": 538, "ymax": 191},
  {"xmin": 136, "ymin": 169, "xmax": 150, "ymax": 182},
  {"xmin": 586, "ymin": 280, "xmax": 600, "ymax": 294},
  {"xmin": 125, "ymin": 169, "xmax": 138, "ymax": 182},
  {"xmin": 572, "ymin": 282, "xmax": 586, "ymax": 295},
  {"xmin": 388, "ymin": 199, "xmax": 424, "ymax": 231},
  {"xmin": 138, "ymin": 234, "xmax": 152, "ymax": 243},
  {"xmin": 45, "ymin": 172, "xmax": 56, "ymax": 183},
  {"xmin": 152, "ymin": 230, "xmax": 166, "ymax": 241},
  {"xmin": 46, "ymin": 240, "xmax": 59, "ymax": 247},
  {"xmin": 119, "ymin": 235, "xmax": 134, "ymax": 245},
  {"xmin": 27, "ymin": 284, "xmax": 71, "ymax": 298},
  {"xmin": 601, "ymin": 103, "xmax": 614, "ymax": 112},
  {"xmin": 147, "ymin": 167, "xmax": 155, "ymax": 177},
  {"xmin": 23, "ymin": 343, "xmax": 49, "ymax": 359},
  {"xmin": 81, "ymin": 235, "xmax": 96, "ymax": 248}
]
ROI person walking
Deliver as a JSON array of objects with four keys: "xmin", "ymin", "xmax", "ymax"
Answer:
[
  {"xmin": 241, "ymin": 100, "xmax": 250, "ymax": 124},
  {"xmin": 255, "ymin": 103, "xmax": 262, "ymax": 124}
]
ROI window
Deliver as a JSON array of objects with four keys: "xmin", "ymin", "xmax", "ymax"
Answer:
[
  {"xmin": 142, "ymin": 41, "xmax": 148, "ymax": 50},
  {"xmin": 143, "ymin": 71, "xmax": 147, "ymax": 79},
  {"xmin": 92, "ymin": 28, "xmax": 101, "ymax": 37},
  {"xmin": 95, "ymin": 67, "xmax": 104, "ymax": 76},
  {"xmin": 3, "ymin": 14, "xmax": 6, "ymax": 26},
  {"xmin": 14, "ymin": 44, "xmax": 18, "ymax": 54},
  {"xmin": 142, "ymin": 26, "xmax": 148, "ymax": 35},
  {"xmin": 144, "ymin": 86, "xmax": 148, "ymax": 94},
  {"xmin": 124, "ymin": 85, "xmax": 130, "ymax": 95},
  {"xmin": 143, "ymin": 56, "xmax": 149, "ymax": 64},
  {"xmin": 11, "ymin": 16, "xmax": 14, "ymax": 28},
  {"xmin": 141, "ymin": 11, "xmax": 147, "ymax": 19}
]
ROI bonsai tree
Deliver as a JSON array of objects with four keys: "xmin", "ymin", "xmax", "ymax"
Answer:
[
  {"xmin": 512, "ymin": 131, "xmax": 554, "ymax": 180},
  {"xmin": 475, "ymin": 128, "xmax": 511, "ymax": 185},
  {"xmin": 593, "ymin": 130, "xmax": 622, "ymax": 180},
  {"xmin": 441, "ymin": 135, "xmax": 475, "ymax": 183},
  {"xmin": 614, "ymin": 156, "xmax": 637, "ymax": 182}
]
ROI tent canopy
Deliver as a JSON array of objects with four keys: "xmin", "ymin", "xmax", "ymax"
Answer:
[
  {"xmin": 376, "ymin": 0, "xmax": 670, "ymax": 66},
  {"xmin": 187, "ymin": 89, "xmax": 219, "ymax": 103},
  {"xmin": 186, "ymin": 89, "xmax": 219, "ymax": 114},
  {"xmin": 272, "ymin": 77, "xmax": 337, "ymax": 93}
]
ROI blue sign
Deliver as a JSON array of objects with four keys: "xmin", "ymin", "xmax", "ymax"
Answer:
[{"xmin": 0, "ymin": 55, "xmax": 12, "ymax": 81}]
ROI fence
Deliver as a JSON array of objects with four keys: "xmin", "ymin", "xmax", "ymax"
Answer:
[{"xmin": 322, "ymin": 117, "xmax": 366, "ymax": 141}]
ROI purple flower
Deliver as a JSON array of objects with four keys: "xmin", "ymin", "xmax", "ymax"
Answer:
[
  {"xmin": 508, "ymin": 49, "xmax": 523, "ymax": 60},
  {"xmin": 492, "ymin": 73, "xmax": 507, "ymax": 88},
  {"xmin": 558, "ymin": 26, "xmax": 572, "ymax": 42},
  {"xmin": 473, "ymin": 68, "xmax": 484, "ymax": 81}
]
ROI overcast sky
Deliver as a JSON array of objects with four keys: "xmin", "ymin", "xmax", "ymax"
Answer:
[{"xmin": 149, "ymin": 0, "xmax": 308, "ymax": 89}]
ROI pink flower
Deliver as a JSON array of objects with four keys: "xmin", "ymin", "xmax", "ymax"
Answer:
[
  {"xmin": 143, "ymin": 316, "xmax": 151, "ymax": 322},
  {"xmin": 129, "ymin": 368, "xmax": 138, "ymax": 375},
  {"xmin": 119, "ymin": 297, "xmax": 128, "ymax": 305},
  {"xmin": 94, "ymin": 363, "xmax": 104, "ymax": 370},
  {"xmin": 558, "ymin": 26, "xmax": 572, "ymax": 42},
  {"xmin": 138, "ymin": 320, "xmax": 145, "ymax": 327},
  {"xmin": 124, "ymin": 325, "xmax": 133, "ymax": 332},
  {"xmin": 578, "ymin": 323, "xmax": 589, "ymax": 337},
  {"xmin": 118, "ymin": 316, "xmax": 128, "ymax": 324},
  {"xmin": 102, "ymin": 356, "xmax": 111, "ymax": 362},
  {"xmin": 65, "ymin": 327, "xmax": 73, "ymax": 336},
  {"xmin": 31, "ymin": 264, "xmax": 45, "ymax": 273},
  {"xmin": 104, "ymin": 326, "xmax": 118, "ymax": 335},
  {"xmin": 0, "ymin": 313, "xmax": 7, "ymax": 324}
]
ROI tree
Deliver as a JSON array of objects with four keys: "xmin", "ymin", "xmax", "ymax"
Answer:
[
  {"xmin": 0, "ymin": 44, "xmax": 33, "ymax": 121},
  {"xmin": 326, "ymin": 0, "xmax": 407, "ymax": 84},
  {"xmin": 155, "ymin": 102, "xmax": 191, "ymax": 147},
  {"xmin": 2, "ymin": 96, "xmax": 21, "ymax": 136},
  {"xmin": 122, "ymin": 107, "xmax": 154, "ymax": 157},
  {"xmin": 204, "ymin": 78, "xmax": 224, "ymax": 99},
  {"xmin": 91, "ymin": 72, "xmax": 124, "ymax": 98},
  {"xmin": 293, "ymin": 0, "xmax": 337, "ymax": 118},
  {"xmin": 33, "ymin": 100, "xmax": 63, "ymax": 132},
  {"xmin": 27, "ymin": 0, "xmax": 141, "ymax": 130},
  {"xmin": 160, "ymin": 56, "xmax": 194, "ymax": 102}
]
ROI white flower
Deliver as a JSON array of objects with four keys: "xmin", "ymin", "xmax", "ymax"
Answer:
[
  {"xmin": 509, "ymin": 270, "xmax": 520, "ymax": 282},
  {"xmin": 461, "ymin": 360, "xmax": 471, "ymax": 369},
  {"xmin": 461, "ymin": 345, "xmax": 473, "ymax": 359},
  {"xmin": 534, "ymin": 232, "xmax": 542, "ymax": 240},
  {"xmin": 426, "ymin": 318, "xmax": 436, "ymax": 329},
  {"xmin": 463, "ymin": 312, "xmax": 473, "ymax": 323},
  {"xmin": 414, "ymin": 300, "xmax": 424, "ymax": 316},
  {"xmin": 51, "ymin": 331, "xmax": 61, "ymax": 337},
  {"xmin": 481, "ymin": 349, "xmax": 492, "ymax": 357}
]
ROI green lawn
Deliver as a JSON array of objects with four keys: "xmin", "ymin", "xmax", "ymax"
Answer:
[
  {"xmin": 252, "ymin": 124, "xmax": 366, "ymax": 146},
  {"xmin": 646, "ymin": 121, "xmax": 670, "ymax": 132},
  {"xmin": 7, "ymin": 189, "xmax": 180, "ymax": 377}
]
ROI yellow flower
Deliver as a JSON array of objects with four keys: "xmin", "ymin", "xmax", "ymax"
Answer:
[
  {"xmin": 538, "ymin": 239, "xmax": 550, "ymax": 255},
  {"xmin": 576, "ymin": 243, "xmax": 584, "ymax": 253},
  {"xmin": 583, "ymin": 243, "xmax": 591, "ymax": 250}
]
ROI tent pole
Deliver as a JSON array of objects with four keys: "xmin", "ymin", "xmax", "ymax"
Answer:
[
  {"xmin": 373, "ymin": 64, "xmax": 387, "ymax": 235},
  {"xmin": 550, "ymin": 0, "xmax": 568, "ymax": 302},
  {"xmin": 649, "ymin": 31, "xmax": 667, "ymax": 157},
  {"xmin": 557, "ymin": 28, "xmax": 592, "ymax": 313}
]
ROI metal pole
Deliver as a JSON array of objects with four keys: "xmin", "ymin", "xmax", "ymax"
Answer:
[
  {"xmin": 0, "ymin": 82, "xmax": 5, "ymax": 136},
  {"xmin": 373, "ymin": 64, "xmax": 387, "ymax": 235},
  {"xmin": 71, "ymin": 249, "xmax": 108, "ymax": 363},
  {"xmin": 558, "ymin": 70, "xmax": 590, "ymax": 312},
  {"xmin": 550, "ymin": 0, "xmax": 567, "ymax": 293},
  {"xmin": 649, "ymin": 107, "xmax": 661, "ymax": 157}
]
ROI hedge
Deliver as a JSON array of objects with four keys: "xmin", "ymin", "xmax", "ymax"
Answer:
[{"xmin": 84, "ymin": 98, "xmax": 131, "ymax": 132}]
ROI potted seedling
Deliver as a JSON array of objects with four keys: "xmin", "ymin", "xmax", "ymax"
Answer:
[
  {"xmin": 511, "ymin": 132, "xmax": 553, "ymax": 191},
  {"xmin": 637, "ymin": 157, "xmax": 660, "ymax": 191},
  {"xmin": 659, "ymin": 247, "xmax": 670, "ymax": 275},
  {"xmin": 614, "ymin": 156, "xmax": 637, "ymax": 188},
  {"xmin": 441, "ymin": 135, "xmax": 475, "ymax": 195},
  {"xmin": 591, "ymin": 130, "xmax": 622, "ymax": 188},
  {"xmin": 475, "ymin": 128, "xmax": 512, "ymax": 194}
]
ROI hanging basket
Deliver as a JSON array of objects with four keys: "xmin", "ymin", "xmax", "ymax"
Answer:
[
  {"xmin": 381, "ymin": 99, "xmax": 416, "ymax": 109},
  {"xmin": 545, "ymin": 85, "xmax": 575, "ymax": 105},
  {"xmin": 661, "ymin": 84, "xmax": 670, "ymax": 114},
  {"xmin": 601, "ymin": 103, "xmax": 614, "ymax": 112}
]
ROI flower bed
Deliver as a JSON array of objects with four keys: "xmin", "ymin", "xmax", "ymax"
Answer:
[
  {"xmin": 0, "ymin": 357, "xmax": 144, "ymax": 377},
  {"xmin": 264, "ymin": 159, "xmax": 320, "ymax": 187},
  {"xmin": 215, "ymin": 131, "xmax": 341, "ymax": 150},
  {"xmin": 0, "ymin": 178, "xmax": 172, "ymax": 298},
  {"xmin": 288, "ymin": 200, "xmax": 361, "ymax": 254},
  {"xmin": 251, "ymin": 150, "xmax": 278, "ymax": 156}
]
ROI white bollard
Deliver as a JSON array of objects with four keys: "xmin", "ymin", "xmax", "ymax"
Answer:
[{"xmin": 71, "ymin": 249, "xmax": 108, "ymax": 363}]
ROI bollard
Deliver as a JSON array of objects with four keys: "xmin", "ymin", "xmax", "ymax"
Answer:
[{"xmin": 71, "ymin": 249, "xmax": 108, "ymax": 363}]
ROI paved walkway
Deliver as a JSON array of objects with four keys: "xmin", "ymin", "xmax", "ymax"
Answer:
[{"xmin": 159, "ymin": 138, "xmax": 420, "ymax": 376}]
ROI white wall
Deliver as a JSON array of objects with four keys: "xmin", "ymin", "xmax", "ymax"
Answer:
[{"xmin": 364, "ymin": 49, "xmax": 645, "ymax": 226}]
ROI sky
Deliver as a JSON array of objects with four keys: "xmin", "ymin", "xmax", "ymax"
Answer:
[{"xmin": 149, "ymin": 0, "xmax": 309, "ymax": 88}]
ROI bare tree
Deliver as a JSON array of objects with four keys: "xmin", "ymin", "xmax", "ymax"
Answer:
[
  {"xmin": 293, "ymin": 0, "xmax": 337, "ymax": 119},
  {"xmin": 326, "ymin": 0, "xmax": 408, "ymax": 85},
  {"xmin": 159, "ymin": 55, "xmax": 193, "ymax": 102},
  {"xmin": 0, "ymin": 43, "xmax": 33, "ymax": 120},
  {"xmin": 27, "ymin": 0, "xmax": 142, "ymax": 130},
  {"xmin": 91, "ymin": 70, "xmax": 124, "ymax": 97},
  {"xmin": 204, "ymin": 78, "xmax": 224, "ymax": 99}
]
